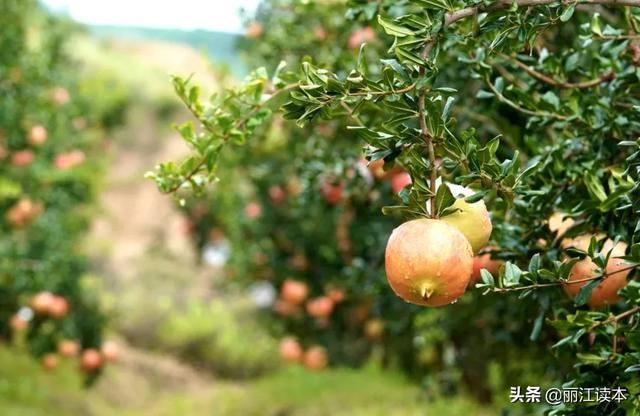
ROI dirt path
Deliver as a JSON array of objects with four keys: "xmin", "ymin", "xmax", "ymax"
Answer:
[{"xmin": 84, "ymin": 38, "xmax": 223, "ymax": 406}]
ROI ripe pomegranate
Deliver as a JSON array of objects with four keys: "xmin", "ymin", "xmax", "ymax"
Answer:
[
  {"xmin": 279, "ymin": 337, "xmax": 303, "ymax": 363},
  {"xmin": 303, "ymin": 346, "xmax": 328, "ymax": 370},
  {"xmin": 280, "ymin": 279, "xmax": 308, "ymax": 304},
  {"xmin": 244, "ymin": 201, "xmax": 262, "ymax": 219},
  {"xmin": 562, "ymin": 235, "xmax": 631, "ymax": 308},
  {"xmin": 390, "ymin": 171, "xmax": 412, "ymax": 193},
  {"xmin": 80, "ymin": 349, "xmax": 103, "ymax": 372},
  {"xmin": 326, "ymin": 287, "xmax": 346, "ymax": 303},
  {"xmin": 306, "ymin": 296, "xmax": 334, "ymax": 318},
  {"xmin": 28, "ymin": 124, "xmax": 48, "ymax": 146},
  {"xmin": 52, "ymin": 86, "xmax": 70, "ymax": 105},
  {"xmin": 470, "ymin": 246, "xmax": 502, "ymax": 283},
  {"xmin": 11, "ymin": 149, "xmax": 34, "ymax": 167},
  {"xmin": 286, "ymin": 176, "xmax": 303, "ymax": 196},
  {"xmin": 364, "ymin": 319, "xmax": 384, "ymax": 340},
  {"xmin": 268, "ymin": 185, "xmax": 286, "ymax": 204},
  {"xmin": 274, "ymin": 299, "xmax": 299, "ymax": 316},
  {"xmin": 31, "ymin": 291, "xmax": 55, "ymax": 314},
  {"xmin": 10, "ymin": 314, "xmax": 28, "ymax": 332},
  {"xmin": 246, "ymin": 21, "xmax": 263, "ymax": 38},
  {"xmin": 314, "ymin": 26, "xmax": 327, "ymax": 41},
  {"xmin": 320, "ymin": 182, "xmax": 343, "ymax": 205},
  {"xmin": 101, "ymin": 341, "xmax": 120, "ymax": 363},
  {"xmin": 48, "ymin": 296, "xmax": 69, "ymax": 318},
  {"xmin": 41, "ymin": 353, "xmax": 59, "ymax": 371},
  {"xmin": 54, "ymin": 149, "xmax": 86, "ymax": 170},
  {"xmin": 348, "ymin": 26, "xmax": 376, "ymax": 49},
  {"xmin": 364, "ymin": 158, "xmax": 402, "ymax": 180},
  {"xmin": 6, "ymin": 198, "xmax": 43, "ymax": 228},
  {"xmin": 548, "ymin": 212, "xmax": 575, "ymax": 239},
  {"xmin": 439, "ymin": 184, "xmax": 492, "ymax": 254},
  {"xmin": 385, "ymin": 219, "xmax": 473, "ymax": 306},
  {"xmin": 58, "ymin": 339, "xmax": 80, "ymax": 357}
]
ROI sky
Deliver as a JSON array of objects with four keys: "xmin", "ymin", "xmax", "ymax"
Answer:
[{"xmin": 41, "ymin": 0, "xmax": 261, "ymax": 33}]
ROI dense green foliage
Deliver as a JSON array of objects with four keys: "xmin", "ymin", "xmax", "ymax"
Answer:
[
  {"xmin": 0, "ymin": 0, "xmax": 126, "ymax": 380},
  {"xmin": 150, "ymin": 1, "xmax": 640, "ymax": 414}
]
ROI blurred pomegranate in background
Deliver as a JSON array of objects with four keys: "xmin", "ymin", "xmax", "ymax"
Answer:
[
  {"xmin": 80, "ymin": 349, "xmax": 103, "ymax": 372},
  {"xmin": 11, "ymin": 149, "xmax": 34, "ymax": 167},
  {"xmin": 279, "ymin": 337, "xmax": 303, "ymax": 363},
  {"xmin": 348, "ymin": 26, "xmax": 375, "ymax": 49},
  {"xmin": 280, "ymin": 279, "xmax": 308, "ymax": 304},
  {"xmin": 303, "ymin": 346, "xmax": 328, "ymax": 370},
  {"xmin": 41, "ymin": 353, "xmax": 59, "ymax": 371},
  {"xmin": 101, "ymin": 341, "xmax": 120, "ymax": 363},
  {"xmin": 58, "ymin": 339, "xmax": 80, "ymax": 358},
  {"xmin": 306, "ymin": 296, "xmax": 334, "ymax": 319},
  {"xmin": 28, "ymin": 124, "xmax": 48, "ymax": 146}
]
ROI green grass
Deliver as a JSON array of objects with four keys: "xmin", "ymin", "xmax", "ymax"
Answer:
[
  {"xmin": 0, "ymin": 346, "xmax": 493, "ymax": 416},
  {"xmin": 208, "ymin": 366, "xmax": 493, "ymax": 416}
]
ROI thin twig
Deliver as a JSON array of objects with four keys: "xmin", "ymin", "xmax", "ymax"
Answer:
[
  {"xmin": 589, "ymin": 305, "xmax": 640, "ymax": 331},
  {"xmin": 417, "ymin": 41, "xmax": 437, "ymax": 217},
  {"xmin": 166, "ymin": 83, "xmax": 299, "ymax": 193},
  {"xmin": 347, "ymin": 83, "xmax": 416, "ymax": 97},
  {"xmin": 340, "ymin": 101, "xmax": 365, "ymax": 126},
  {"xmin": 490, "ymin": 263, "xmax": 639, "ymax": 293},
  {"xmin": 484, "ymin": 76, "xmax": 569, "ymax": 120},
  {"xmin": 500, "ymin": 53, "xmax": 615, "ymax": 89}
]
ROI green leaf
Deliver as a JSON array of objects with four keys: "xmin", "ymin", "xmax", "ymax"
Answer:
[
  {"xmin": 530, "ymin": 310, "xmax": 545, "ymax": 341},
  {"xmin": 541, "ymin": 91, "xmax": 560, "ymax": 110},
  {"xmin": 574, "ymin": 278, "xmax": 600, "ymax": 306},
  {"xmin": 503, "ymin": 262, "xmax": 522, "ymax": 287},
  {"xmin": 480, "ymin": 269, "xmax": 495, "ymax": 286},
  {"xmin": 584, "ymin": 173, "xmax": 607, "ymax": 202},
  {"xmin": 576, "ymin": 353, "xmax": 607, "ymax": 365},
  {"xmin": 464, "ymin": 191, "xmax": 487, "ymax": 204},
  {"xmin": 441, "ymin": 96, "xmax": 455, "ymax": 122},
  {"xmin": 528, "ymin": 254, "xmax": 541, "ymax": 277},
  {"xmin": 377, "ymin": 15, "xmax": 415, "ymax": 37},
  {"xmin": 435, "ymin": 182, "xmax": 456, "ymax": 217},
  {"xmin": 559, "ymin": 4, "xmax": 576, "ymax": 22}
]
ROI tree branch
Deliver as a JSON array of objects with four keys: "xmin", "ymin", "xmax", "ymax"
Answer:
[
  {"xmin": 500, "ymin": 53, "xmax": 615, "ymax": 89},
  {"xmin": 489, "ymin": 263, "xmax": 639, "ymax": 293},
  {"xmin": 418, "ymin": 41, "xmax": 437, "ymax": 217},
  {"xmin": 166, "ymin": 83, "xmax": 299, "ymax": 193},
  {"xmin": 420, "ymin": 0, "xmax": 640, "ymax": 64},
  {"xmin": 484, "ymin": 76, "xmax": 569, "ymax": 120},
  {"xmin": 589, "ymin": 306, "xmax": 640, "ymax": 331}
]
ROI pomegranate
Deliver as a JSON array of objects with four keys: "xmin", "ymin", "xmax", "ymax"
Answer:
[
  {"xmin": 101, "ymin": 341, "xmax": 120, "ymax": 363},
  {"xmin": 280, "ymin": 279, "xmax": 308, "ymax": 304},
  {"xmin": 279, "ymin": 337, "xmax": 303, "ymax": 363},
  {"xmin": 80, "ymin": 349, "xmax": 103, "ymax": 372},
  {"xmin": 385, "ymin": 219, "xmax": 473, "ymax": 306},
  {"xmin": 470, "ymin": 246, "xmax": 502, "ymax": 283},
  {"xmin": 562, "ymin": 235, "xmax": 631, "ymax": 308},
  {"xmin": 58, "ymin": 339, "xmax": 80, "ymax": 357},
  {"xmin": 28, "ymin": 124, "xmax": 48, "ymax": 146},
  {"xmin": 390, "ymin": 172, "xmax": 412, "ymax": 193},
  {"xmin": 41, "ymin": 353, "xmax": 59, "ymax": 371},
  {"xmin": 306, "ymin": 296, "xmax": 334, "ymax": 318},
  {"xmin": 303, "ymin": 346, "xmax": 328, "ymax": 370}
]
